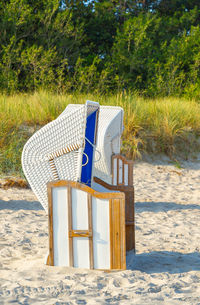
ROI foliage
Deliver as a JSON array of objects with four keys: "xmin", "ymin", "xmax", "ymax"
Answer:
[{"xmin": 0, "ymin": 1, "xmax": 200, "ymax": 97}]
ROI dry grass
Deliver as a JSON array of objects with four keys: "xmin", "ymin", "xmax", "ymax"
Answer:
[{"xmin": 1, "ymin": 91, "xmax": 200, "ymax": 176}]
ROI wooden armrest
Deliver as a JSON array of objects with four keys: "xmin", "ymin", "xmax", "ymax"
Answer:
[
  {"xmin": 112, "ymin": 154, "xmax": 133, "ymax": 187},
  {"xmin": 93, "ymin": 176, "xmax": 134, "ymax": 192}
]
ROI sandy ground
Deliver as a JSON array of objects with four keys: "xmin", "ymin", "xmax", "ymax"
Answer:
[{"xmin": 0, "ymin": 157, "xmax": 200, "ymax": 305}]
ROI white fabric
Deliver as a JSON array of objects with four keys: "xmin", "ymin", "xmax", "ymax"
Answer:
[{"xmin": 93, "ymin": 106, "xmax": 124, "ymax": 184}]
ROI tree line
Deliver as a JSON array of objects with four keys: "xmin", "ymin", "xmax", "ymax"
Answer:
[{"xmin": 1, "ymin": 0, "xmax": 200, "ymax": 97}]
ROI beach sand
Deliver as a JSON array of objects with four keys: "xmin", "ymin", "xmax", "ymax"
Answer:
[{"xmin": 0, "ymin": 157, "xmax": 200, "ymax": 304}]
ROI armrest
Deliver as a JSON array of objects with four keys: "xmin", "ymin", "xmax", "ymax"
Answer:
[{"xmin": 112, "ymin": 154, "xmax": 133, "ymax": 187}]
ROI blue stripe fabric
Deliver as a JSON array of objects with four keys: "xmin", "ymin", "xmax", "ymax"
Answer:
[{"xmin": 81, "ymin": 110, "xmax": 97, "ymax": 186}]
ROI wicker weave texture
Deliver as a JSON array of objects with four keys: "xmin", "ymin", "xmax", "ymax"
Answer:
[{"xmin": 22, "ymin": 106, "xmax": 87, "ymax": 212}]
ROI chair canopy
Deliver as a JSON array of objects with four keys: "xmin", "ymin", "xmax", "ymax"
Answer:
[{"xmin": 22, "ymin": 101, "xmax": 99, "ymax": 212}]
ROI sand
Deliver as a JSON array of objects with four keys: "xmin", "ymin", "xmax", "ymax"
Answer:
[{"xmin": 0, "ymin": 157, "xmax": 200, "ymax": 304}]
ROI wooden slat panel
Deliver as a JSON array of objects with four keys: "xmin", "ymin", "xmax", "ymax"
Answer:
[
  {"xmin": 52, "ymin": 187, "xmax": 69, "ymax": 266},
  {"xmin": 128, "ymin": 162, "xmax": 133, "ymax": 186},
  {"xmin": 48, "ymin": 186, "xmax": 54, "ymax": 266},
  {"xmin": 125, "ymin": 190, "xmax": 135, "ymax": 251},
  {"xmin": 68, "ymin": 186, "xmax": 73, "ymax": 267},
  {"xmin": 124, "ymin": 164, "xmax": 128, "ymax": 186},
  {"xmin": 120, "ymin": 198, "xmax": 126, "ymax": 270},
  {"xmin": 88, "ymin": 194, "xmax": 94, "ymax": 269},
  {"xmin": 73, "ymin": 238, "xmax": 90, "ymax": 268},
  {"xmin": 113, "ymin": 158, "xmax": 117, "ymax": 185},
  {"xmin": 110, "ymin": 198, "xmax": 126, "ymax": 270},
  {"xmin": 72, "ymin": 188, "xmax": 88, "ymax": 230},
  {"xmin": 122, "ymin": 162, "xmax": 124, "ymax": 185},
  {"xmin": 113, "ymin": 199, "xmax": 121, "ymax": 269},
  {"xmin": 109, "ymin": 199, "xmax": 113, "ymax": 270},
  {"xmin": 118, "ymin": 159, "xmax": 123, "ymax": 184},
  {"xmin": 93, "ymin": 197, "xmax": 110, "ymax": 270}
]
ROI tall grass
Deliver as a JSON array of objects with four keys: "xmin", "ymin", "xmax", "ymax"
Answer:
[{"xmin": 1, "ymin": 91, "xmax": 200, "ymax": 177}]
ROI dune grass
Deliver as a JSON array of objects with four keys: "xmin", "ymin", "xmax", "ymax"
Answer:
[{"xmin": 1, "ymin": 91, "xmax": 200, "ymax": 177}]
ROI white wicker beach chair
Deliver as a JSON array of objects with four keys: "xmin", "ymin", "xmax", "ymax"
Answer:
[{"xmin": 22, "ymin": 102, "xmax": 99, "ymax": 212}]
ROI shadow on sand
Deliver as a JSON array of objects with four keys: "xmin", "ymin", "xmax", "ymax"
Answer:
[
  {"xmin": 135, "ymin": 201, "xmax": 200, "ymax": 213},
  {"xmin": 0, "ymin": 199, "xmax": 43, "ymax": 211},
  {"xmin": 127, "ymin": 250, "xmax": 200, "ymax": 274}
]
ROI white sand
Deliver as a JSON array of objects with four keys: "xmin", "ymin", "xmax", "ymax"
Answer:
[{"xmin": 0, "ymin": 157, "xmax": 200, "ymax": 304}]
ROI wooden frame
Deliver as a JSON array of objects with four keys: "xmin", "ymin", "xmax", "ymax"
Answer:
[{"xmin": 47, "ymin": 180, "xmax": 126, "ymax": 271}]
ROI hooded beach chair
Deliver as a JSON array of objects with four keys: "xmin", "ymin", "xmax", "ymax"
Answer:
[{"xmin": 22, "ymin": 101, "xmax": 134, "ymax": 270}]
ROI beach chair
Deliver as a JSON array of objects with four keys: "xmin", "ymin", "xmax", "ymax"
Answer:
[{"xmin": 22, "ymin": 101, "xmax": 135, "ymax": 270}]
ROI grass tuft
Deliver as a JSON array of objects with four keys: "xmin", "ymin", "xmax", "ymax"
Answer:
[{"xmin": 1, "ymin": 91, "xmax": 200, "ymax": 177}]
